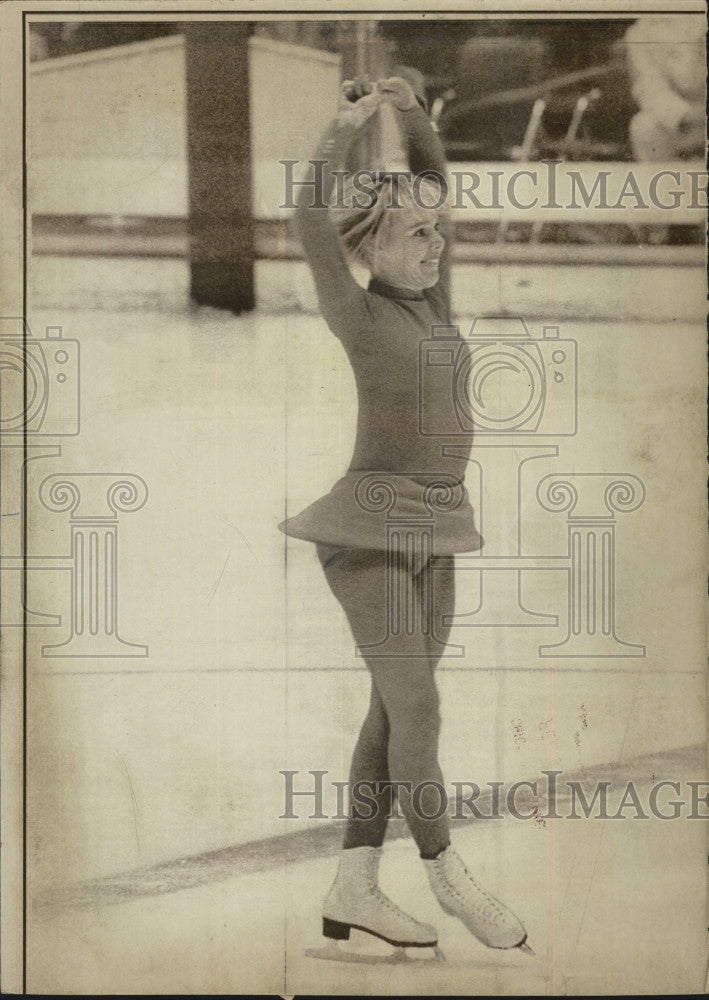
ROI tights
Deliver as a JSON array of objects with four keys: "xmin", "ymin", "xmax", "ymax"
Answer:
[{"xmin": 316, "ymin": 543, "xmax": 455, "ymax": 858}]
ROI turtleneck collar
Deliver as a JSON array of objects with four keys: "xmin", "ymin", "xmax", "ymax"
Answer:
[{"xmin": 368, "ymin": 277, "xmax": 425, "ymax": 301}]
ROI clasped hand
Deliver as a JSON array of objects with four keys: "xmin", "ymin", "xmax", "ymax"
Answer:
[{"xmin": 334, "ymin": 76, "xmax": 418, "ymax": 134}]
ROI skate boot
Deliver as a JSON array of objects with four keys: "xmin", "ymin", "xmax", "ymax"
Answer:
[
  {"xmin": 324, "ymin": 846, "xmax": 438, "ymax": 947},
  {"xmin": 307, "ymin": 846, "xmax": 442, "ymax": 964},
  {"xmin": 423, "ymin": 845, "xmax": 529, "ymax": 950}
]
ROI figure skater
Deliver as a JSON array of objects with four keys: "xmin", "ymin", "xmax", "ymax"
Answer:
[{"xmin": 280, "ymin": 76, "xmax": 528, "ymax": 956}]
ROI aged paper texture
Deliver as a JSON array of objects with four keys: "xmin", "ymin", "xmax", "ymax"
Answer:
[{"xmin": 1, "ymin": 0, "xmax": 707, "ymax": 994}]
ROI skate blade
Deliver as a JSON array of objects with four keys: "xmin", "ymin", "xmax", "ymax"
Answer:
[{"xmin": 306, "ymin": 940, "xmax": 445, "ymax": 965}]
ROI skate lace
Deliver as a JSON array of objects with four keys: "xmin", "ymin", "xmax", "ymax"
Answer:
[
  {"xmin": 443, "ymin": 861, "xmax": 509, "ymax": 926},
  {"xmin": 372, "ymin": 885, "xmax": 423, "ymax": 929}
]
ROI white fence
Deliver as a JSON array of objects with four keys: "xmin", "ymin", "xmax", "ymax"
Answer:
[
  {"xmin": 28, "ymin": 33, "xmax": 341, "ymax": 219},
  {"xmin": 28, "ymin": 34, "xmax": 706, "ymax": 226}
]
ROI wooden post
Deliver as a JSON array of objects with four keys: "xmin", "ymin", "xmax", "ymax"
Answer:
[{"xmin": 184, "ymin": 23, "xmax": 255, "ymax": 313}]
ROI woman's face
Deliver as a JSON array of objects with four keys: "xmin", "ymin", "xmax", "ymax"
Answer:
[{"xmin": 369, "ymin": 202, "xmax": 445, "ymax": 291}]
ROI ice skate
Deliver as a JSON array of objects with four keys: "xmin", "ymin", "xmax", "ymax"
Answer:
[
  {"xmin": 424, "ymin": 845, "xmax": 530, "ymax": 951},
  {"xmin": 306, "ymin": 846, "xmax": 444, "ymax": 964}
]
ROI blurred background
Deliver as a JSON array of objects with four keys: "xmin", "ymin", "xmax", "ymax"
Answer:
[{"xmin": 27, "ymin": 16, "xmax": 706, "ymax": 318}]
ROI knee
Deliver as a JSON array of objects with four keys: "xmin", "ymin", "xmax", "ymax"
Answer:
[
  {"xmin": 359, "ymin": 703, "xmax": 390, "ymax": 745},
  {"xmin": 388, "ymin": 686, "xmax": 441, "ymax": 746}
]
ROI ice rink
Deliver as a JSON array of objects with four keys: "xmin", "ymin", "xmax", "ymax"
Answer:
[
  {"xmin": 29, "ymin": 747, "xmax": 709, "ymax": 995},
  {"xmin": 13, "ymin": 251, "xmax": 707, "ymax": 994}
]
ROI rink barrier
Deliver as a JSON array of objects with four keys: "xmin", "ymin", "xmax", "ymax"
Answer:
[
  {"xmin": 31, "ymin": 214, "xmax": 705, "ymax": 269},
  {"xmin": 28, "ymin": 36, "xmax": 705, "ymax": 261}
]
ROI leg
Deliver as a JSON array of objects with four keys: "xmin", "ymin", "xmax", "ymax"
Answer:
[
  {"xmin": 319, "ymin": 546, "xmax": 450, "ymax": 858},
  {"xmin": 420, "ymin": 557, "xmax": 529, "ymax": 950},
  {"xmin": 371, "ymin": 648, "xmax": 449, "ymax": 859},
  {"xmin": 428, "ymin": 555, "xmax": 455, "ymax": 652},
  {"xmin": 410, "ymin": 554, "xmax": 457, "ymax": 850},
  {"xmin": 343, "ymin": 681, "xmax": 391, "ymax": 849},
  {"xmin": 316, "ymin": 547, "xmax": 527, "ymax": 952},
  {"xmin": 314, "ymin": 544, "xmax": 442, "ymax": 951},
  {"xmin": 317, "ymin": 544, "xmax": 393, "ymax": 849}
]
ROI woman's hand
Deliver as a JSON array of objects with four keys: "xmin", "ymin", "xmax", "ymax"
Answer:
[
  {"xmin": 333, "ymin": 90, "xmax": 382, "ymax": 136},
  {"xmin": 319, "ymin": 75, "xmax": 420, "ymax": 161},
  {"xmin": 316, "ymin": 87, "xmax": 381, "ymax": 164},
  {"xmin": 341, "ymin": 77, "xmax": 374, "ymax": 103},
  {"xmin": 377, "ymin": 76, "xmax": 419, "ymax": 112},
  {"xmin": 342, "ymin": 76, "xmax": 419, "ymax": 111}
]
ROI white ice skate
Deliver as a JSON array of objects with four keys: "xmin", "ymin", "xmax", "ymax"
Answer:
[
  {"xmin": 306, "ymin": 846, "xmax": 445, "ymax": 964},
  {"xmin": 424, "ymin": 845, "xmax": 532, "ymax": 952}
]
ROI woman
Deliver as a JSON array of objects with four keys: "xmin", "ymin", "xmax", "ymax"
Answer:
[{"xmin": 280, "ymin": 76, "xmax": 528, "ymax": 954}]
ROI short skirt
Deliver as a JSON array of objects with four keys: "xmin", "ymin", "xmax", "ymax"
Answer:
[{"xmin": 278, "ymin": 470, "xmax": 483, "ymax": 554}]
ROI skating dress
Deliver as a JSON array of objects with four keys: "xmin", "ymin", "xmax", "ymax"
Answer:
[{"xmin": 279, "ymin": 105, "xmax": 482, "ymax": 556}]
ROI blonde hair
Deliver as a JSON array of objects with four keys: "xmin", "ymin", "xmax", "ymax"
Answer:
[{"xmin": 329, "ymin": 173, "xmax": 447, "ymax": 268}]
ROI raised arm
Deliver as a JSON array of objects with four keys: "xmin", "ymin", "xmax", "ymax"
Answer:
[
  {"xmin": 293, "ymin": 93, "xmax": 382, "ymax": 339},
  {"xmin": 391, "ymin": 88, "xmax": 453, "ymax": 319}
]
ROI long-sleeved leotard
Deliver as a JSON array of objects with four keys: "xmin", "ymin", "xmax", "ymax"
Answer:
[{"xmin": 279, "ymin": 103, "xmax": 482, "ymax": 555}]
